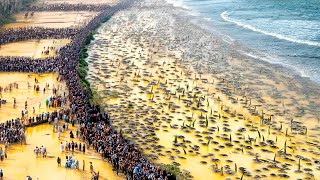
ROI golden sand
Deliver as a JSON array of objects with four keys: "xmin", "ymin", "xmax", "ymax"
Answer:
[
  {"xmin": 84, "ymin": 27, "xmax": 320, "ymax": 179},
  {"xmin": 0, "ymin": 73, "xmax": 68, "ymax": 123},
  {"xmin": 0, "ymin": 39, "xmax": 70, "ymax": 59},
  {"xmin": 4, "ymin": 11, "xmax": 97, "ymax": 29},
  {"xmin": 0, "ymin": 124, "xmax": 123, "ymax": 180}
]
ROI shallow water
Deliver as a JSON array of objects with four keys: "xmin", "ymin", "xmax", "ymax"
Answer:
[
  {"xmin": 0, "ymin": 73, "xmax": 67, "ymax": 123},
  {"xmin": 0, "ymin": 39, "xmax": 70, "ymax": 59},
  {"xmin": 85, "ymin": 17, "xmax": 320, "ymax": 179},
  {"xmin": 0, "ymin": 124, "xmax": 123, "ymax": 180},
  {"xmin": 4, "ymin": 11, "xmax": 97, "ymax": 29},
  {"xmin": 166, "ymin": 0, "xmax": 320, "ymax": 83}
]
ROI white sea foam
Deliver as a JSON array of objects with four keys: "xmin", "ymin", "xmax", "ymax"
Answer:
[
  {"xmin": 165, "ymin": 0, "xmax": 190, "ymax": 9},
  {"xmin": 221, "ymin": 11, "xmax": 320, "ymax": 47},
  {"xmin": 238, "ymin": 49, "xmax": 310, "ymax": 78}
]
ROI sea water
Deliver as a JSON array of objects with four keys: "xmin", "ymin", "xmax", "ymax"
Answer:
[{"xmin": 166, "ymin": 0, "xmax": 320, "ymax": 83}]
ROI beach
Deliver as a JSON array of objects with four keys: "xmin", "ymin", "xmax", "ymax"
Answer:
[
  {"xmin": 84, "ymin": 0, "xmax": 320, "ymax": 179},
  {"xmin": 0, "ymin": 0, "xmax": 319, "ymax": 179}
]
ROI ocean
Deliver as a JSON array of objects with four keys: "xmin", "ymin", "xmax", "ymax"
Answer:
[{"xmin": 166, "ymin": 0, "xmax": 320, "ymax": 83}]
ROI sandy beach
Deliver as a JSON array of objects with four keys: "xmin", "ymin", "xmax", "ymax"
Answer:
[
  {"xmin": 4, "ymin": 11, "xmax": 97, "ymax": 29},
  {"xmin": 1, "ymin": 123, "xmax": 123, "ymax": 180},
  {"xmin": 0, "ymin": 0, "xmax": 319, "ymax": 179},
  {"xmin": 0, "ymin": 39, "xmax": 70, "ymax": 59},
  {"xmin": 0, "ymin": 73, "xmax": 68, "ymax": 123},
  {"xmin": 84, "ymin": 0, "xmax": 320, "ymax": 179}
]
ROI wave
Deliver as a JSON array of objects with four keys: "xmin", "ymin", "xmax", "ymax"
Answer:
[
  {"xmin": 221, "ymin": 11, "xmax": 320, "ymax": 47},
  {"xmin": 238, "ymin": 49, "xmax": 311, "ymax": 78},
  {"xmin": 165, "ymin": 0, "xmax": 190, "ymax": 10}
]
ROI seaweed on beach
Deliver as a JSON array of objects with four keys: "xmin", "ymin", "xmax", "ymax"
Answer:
[{"xmin": 78, "ymin": 32, "xmax": 95, "ymax": 99}]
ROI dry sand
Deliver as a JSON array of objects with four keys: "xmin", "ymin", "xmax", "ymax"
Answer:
[
  {"xmin": 0, "ymin": 73, "xmax": 68, "ymax": 123},
  {"xmin": 0, "ymin": 39, "xmax": 70, "ymax": 59},
  {"xmin": 0, "ymin": 124, "xmax": 123, "ymax": 180},
  {"xmin": 4, "ymin": 11, "xmax": 97, "ymax": 29}
]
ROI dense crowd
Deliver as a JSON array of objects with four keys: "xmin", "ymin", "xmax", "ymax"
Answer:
[
  {"xmin": 80, "ymin": 117, "xmax": 174, "ymax": 180},
  {"xmin": 25, "ymin": 4, "xmax": 110, "ymax": 12},
  {"xmin": 0, "ymin": 109, "xmax": 65, "ymax": 144},
  {"xmin": 0, "ymin": 57, "xmax": 59, "ymax": 72},
  {"xmin": 0, "ymin": 0, "xmax": 175, "ymax": 179},
  {"xmin": 0, "ymin": 119, "xmax": 24, "ymax": 144},
  {"xmin": 0, "ymin": 27, "xmax": 78, "ymax": 45}
]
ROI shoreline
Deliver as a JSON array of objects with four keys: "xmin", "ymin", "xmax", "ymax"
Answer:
[
  {"xmin": 175, "ymin": 4, "xmax": 320, "ymax": 96},
  {"xmin": 166, "ymin": 0, "xmax": 320, "ymax": 85},
  {"xmin": 147, "ymin": 0, "xmax": 320, "ymax": 119}
]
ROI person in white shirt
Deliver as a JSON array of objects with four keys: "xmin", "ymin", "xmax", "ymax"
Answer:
[{"xmin": 60, "ymin": 142, "xmax": 64, "ymax": 152}]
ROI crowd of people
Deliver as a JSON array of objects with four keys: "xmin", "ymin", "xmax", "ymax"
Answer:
[
  {"xmin": 0, "ymin": 57, "xmax": 59, "ymax": 72},
  {"xmin": 79, "ymin": 117, "xmax": 174, "ymax": 180},
  {"xmin": 0, "ymin": 0, "xmax": 176, "ymax": 179},
  {"xmin": 0, "ymin": 27, "xmax": 78, "ymax": 45},
  {"xmin": 33, "ymin": 145, "xmax": 47, "ymax": 158},
  {"xmin": 0, "ymin": 108, "xmax": 74, "ymax": 145},
  {"xmin": 0, "ymin": 119, "xmax": 24, "ymax": 144},
  {"xmin": 25, "ymin": 4, "xmax": 110, "ymax": 12}
]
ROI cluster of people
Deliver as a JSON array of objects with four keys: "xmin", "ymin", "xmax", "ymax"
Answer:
[
  {"xmin": 0, "ymin": 108, "xmax": 72, "ymax": 146},
  {"xmin": 59, "ymin": 140, "xmax": 86, "ymax": 153},
  {"xmin": 25, "ymin": 4, "xmax": 109, "ymax": 12},
  {"xmin": 24, "ymin": 110, "xmax": 57, "ymax": 126},
  {"xmin": 64, "ymin": 155, "xmax": 80, "ymax": 169},
  {"xmin": 0, "ymin": 83, "xmax": 18, "ymax": 94},
  {"xmin": 0, "ymin": 27, "xmax": 78, "ymax": 45},
  {"xmin": 0, "ymin": 119, "xmax": 24, "ymax": 144},
  {"xmin": 49, "ymin": 1, "xmax": 175, "ymax": 178},
  {"xmin": 33, "ymin": 145, "xmax": 47, "ymax": 158},
  {"xmin": 0, "ymin": 56, "xmax": 59, "ymax": 72},
  {"xmin": 79, "ymin": 118, "xmax": 174, "ymax": 180}
]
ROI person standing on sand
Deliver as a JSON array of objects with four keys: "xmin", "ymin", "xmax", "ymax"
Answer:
[
  {"xmin": 90, "ymin": 162, "xmax": 93, "ymax": 172},
  {"xmin": 57, "ymin": 157, "xmax": 61, "ymax": 166},
  {"xmin": 0, "ymin": 169, "xmax": 3, "ymax": 179},
  {"xmin": 58, "ymin": 131, "xmax": 61, "ymax": 139},
  {"xmin": 60, "ymin": 142, "xmax": 64, "ymax": 152},
  {"xmin": 65, "ymin": 141, "xmax": 68, "ymax": 151}
]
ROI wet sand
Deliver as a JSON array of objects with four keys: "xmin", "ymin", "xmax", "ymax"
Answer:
[
  {"xmin": 4, "ymin": 11, "xmax": 97, "ymax": 29},
  {"xmin": 0, "ymin": 124, "xmax": 123, "ymax": 180},
  {"xmin": 0, "ymin": 39, "xmax": 70, "ymax": 59},
  {"xmin": 0, "ymin": 72, "xmax": 68, "ymax": 123},
  {"xmin": 83, "ymin": 1, "xmax": 320, "ymax": 179}
]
